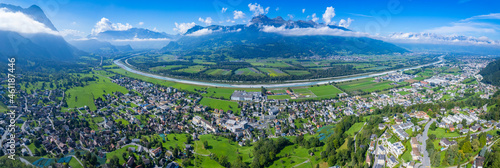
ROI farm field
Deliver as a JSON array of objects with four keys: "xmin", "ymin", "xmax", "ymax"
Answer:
[
  {"xmin": 234, "ymin": 68, "xmax": 265, "ymax": 76},
  {"xmin": 176, "ymin": 65, "xmax": 206, "ymax": 73},
  {"xmin": 149, "ymin": 65, "xmax": 182, "ymax": 71},
  {"xmin": 206, "ymin": 69, "xmax": 232, "ymax": 75},
  {"xmin": 336, "ymin": 78, "xmax": 394, "ymax": 94},
  {"xmin": 285, "ymin": 70, "xmax": 311, "ymax": 76},
  {"xmin": 308, "ymin": 85, "xmax": 343, "ymax": 98},
  {"xmin": 398, "ymin": 91, "xmax": 411, "ymax": 95},
  {"xmin": 268, "ymin": 95, "xmax": 291, "ymax": 100},
  {"xmin": 126, "ymin": 53, "xmax": 438, "ymax": 83},
  {"xmin": 258, "ymin": 68, "xmax": 288, "ymax": 77},
  {"xmin": 293, "ymin": 88, "xmax": 315, "ymax": 97},
  {"xmin": 199, "ymin": 98, "xmax": 240, "ymax": 113},
  {"xmin": 66, "ymin": 74, "xmax": 129, "ymax": 111}
]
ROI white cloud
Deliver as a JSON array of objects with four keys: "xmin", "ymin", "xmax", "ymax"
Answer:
[
  {"xmin": 302, "ymin": 9, "xmax": 305, "ymax": 13},
  {"xmin": 233, "ymin": 10, "xmax": 245, "ymax": 19},
  {"xmin": 221, "ymin": 7, "xmax": 227, "ymax": 13},
  {"xmin": 248, "ymin": 3, "xmax": 269, "ymax": 16},
  {"xmin": 187, "ymin": 28, "xmax": 213, "ymax": 36},
  {"xmin": 261, "ymin": 26, "xmax": 368, "ymax": 37},
  {"xmin": 288, "ymin": 14, "xmax": 294, "ymax": 20},
  {"xmin": 386, "ymin": 32, "xmax": 500, "ymax": 46},
  {"xmin": 462, "ymin": 13, "xmax": 500, "ymax": 21},
  {"xmin": 0, "ymin": 8, "xmax": 59, "ymax": 35},
  {"xmin": 276, "ymin": 7, "xmax": 279, "ymax": 11},
  {"xmin": 138, "ymin": 22, "xmax": 144, "ymax": 26},
  {"xmin": 322, "ymin": 7, "xmax": 336, "ymax": 25},
  {"xmin": 338, "ymin": 18, "xmax": 353, "ymax": 28},
  {"xmin": 311, "ymin": 13, "xmax": 319, "ymax": 22},
  {"xmin": 173, "ymin": 22, "xmax": 196, "ymax": 34},
  {"xmin": 91, "ymin": 17, "xmax": 132, "ymax": 36},
  {"xmin": 198, "ymin": 17, "xmax": 213, "ymax": 26},
  {"xmin": 113, "ymin": 37, "xmax": 171, "ymax": 42},
  {"xmin": 426, "ymin": 22, "xmax": 496, "ymax": 34},
  {"xmin": 59, "ymin": 29, "xmax": 85, "ymax": 38}
]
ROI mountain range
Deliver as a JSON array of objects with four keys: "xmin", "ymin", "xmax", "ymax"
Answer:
[
  {"xmin": 162, "ymin": 15, "xmax": 408, "ymax": 58},
  {"xmin": 3, "ymin": 3, "xmax": 499, "ymax": 63}
]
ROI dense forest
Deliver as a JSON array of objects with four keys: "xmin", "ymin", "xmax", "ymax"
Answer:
[{"xmin": 480, "ymin": 59, "xmax": 500, "ymax": 86}]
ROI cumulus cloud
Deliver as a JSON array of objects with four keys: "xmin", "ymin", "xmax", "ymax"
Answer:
[
  {"xmin": 0, "ymin": 8, "xmax": 59, "ymax": 35},
  {"xmin": 91, "ymin": 17, "xmax": 132, "ymax": 36},
  {"xmin": 288, "ymin": 14, "xmax": 294, "ymax": 20},
  {"xmin": 138, "ymin": 22, "xmax": 144, "ymax": 26},
  {"xmin": 173, "ymin": 22, "xmax": 196, "ymax": 34},
  {"xmin": 338, "ymin": 18, "xmax": 353, "ymax": 28},
  {"xmin": 198, "ymin": 17, "xmax": 213, "ymax": 26},
  {"xmin": 233, "ymin": 10, "xmax": 245, "ymax": 19},
  {"xmin": 311, "ymin": 13, "xmax": 319, "ymax": 22},
  {"xmin": 322, "ymin": 7, "xmax": 336, "ymax": 25},
  {"xmin": 187, "ymin": 28, "xmax": 213, "ymax": 36},
  {"xmin": 261, "ymin": 26, "xmax": 368, "ymax": 37},
  {"xmin": 302, "ymin": 9, "xmax": 305, "ymax": 13},
  {"xmin": 221, "ymin": 7, "xmax": 227, "ymax": 13},
  {"xmin": 248, "ymin": 3, "xmax": 269, "ymax": 16}
]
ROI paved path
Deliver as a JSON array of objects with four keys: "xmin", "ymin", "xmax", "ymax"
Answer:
[
  {"xmin": 22, "ymin": 144, "xmax": 33, "ymax": 156},
  {"xmin": 353, "ymin": 122, "xmax": 367, "ymax": 152},
  {"xmin": 19, "ymin": 157, "xmax": 35, "ymax": 167},
  {"xmin": 420, "ymin": 119, "xmax": 435, "ymax": 168},
  {"xmin": 292, "ymin": 158, "xmax": 310, "ymax": 168}
]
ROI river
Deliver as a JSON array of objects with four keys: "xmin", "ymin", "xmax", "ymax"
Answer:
[{"xmin": 113, "ymin": 56, "xmax": 444, "ymax": 88}]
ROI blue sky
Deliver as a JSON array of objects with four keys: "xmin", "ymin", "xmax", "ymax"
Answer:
[{"xmin": 3, "ymin": 0, "xmax": 500, "ymax": 40}]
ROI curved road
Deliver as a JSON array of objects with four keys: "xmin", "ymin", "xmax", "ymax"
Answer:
[{"xmin": 114, "ymin": 56, "xmax": 444, "ymax": 88}]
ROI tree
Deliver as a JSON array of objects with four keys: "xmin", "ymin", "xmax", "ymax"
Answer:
[
  {"xmin": 429, "ymin": 134, "xmax": 437, "ymax": 140},
  {"xmin": 203, "ymin": 140, "xmax": 209, "ymax": 149},
  {"xmin": 232, "ymin": 156, "xmax": 247, "ymax": 168},
  {"xmin": 461, "ymin": 141, "xmax": 473, "ymax": 153},
  {"xmin": 182, "ymin": 158, "xmax": 191, "ymax": 166},
  {"xmin": 472, "ymin": 139, "xmax": 481, "ymax": 151},
  {"xmin": 218, "ymin": 155, "xmax": 229, "ymax": 167},
  {"xmin": 479, "ymin": 133, "xmax": 487, "ymax": 147},
  {"xmin": 430, "ymin": 122, "xmax": 437, "ymax": 131},
  {"xmin": 186, "ymin": 134, "xmax": 193, "ymax": 144},
  {"xmin": 431, "ymin": 152, "xmax": 441, "ymax": 167}
]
